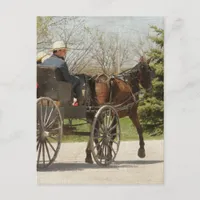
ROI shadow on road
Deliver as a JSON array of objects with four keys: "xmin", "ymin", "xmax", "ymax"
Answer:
[
  {"xmin": 115, "ymin": 160, "xmax": 163, "ymax": 165},
  {"xmin": 37, "ymin": 159, "xmax": 163, "ymax": 172}
]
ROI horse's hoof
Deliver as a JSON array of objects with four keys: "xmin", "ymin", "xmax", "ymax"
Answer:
[
  {"xmin": 138, "ymin": 148, "xmax": 146, "ymax": 158},
  {"xmin": 106, "ymin": 153, "xmax": 112, "ymax": 161},
  {"xmin": 85, "ymin": 157, "xmax": 93, "ymax": 164}
]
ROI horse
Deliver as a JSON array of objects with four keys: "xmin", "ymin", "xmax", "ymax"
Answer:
[{"xmin": 81, "ymin": 57, "xmax": 155, "ymax": 164}]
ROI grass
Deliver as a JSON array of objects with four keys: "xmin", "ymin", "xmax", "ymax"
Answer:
[{"xmin": 61, "ymin": 117, "xmax": 163, "ymax": 143}]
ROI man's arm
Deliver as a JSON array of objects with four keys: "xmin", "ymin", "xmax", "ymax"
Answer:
[{"xmin": 58, "ymin": 62, "xmax": 71, "ymax": 82}]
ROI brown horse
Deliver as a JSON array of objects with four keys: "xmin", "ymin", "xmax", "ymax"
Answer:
[{"xmin": 84, "ymin": 57, "xmax": 154, "ymax": 164}]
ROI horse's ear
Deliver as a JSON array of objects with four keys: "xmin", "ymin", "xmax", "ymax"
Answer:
[
  {"xmin": 147, "ymin": 57, "xmax": 152, "ymax": 64},
  {"xmin": 139, "ymin": 56, "xmax": 145, "ymax": 63}
]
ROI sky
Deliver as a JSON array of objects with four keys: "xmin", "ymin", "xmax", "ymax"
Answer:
[
  {"xmin": 81, "ymin": 16, "xmax": 164, "ymax": 68},
  {"xmin": 84, "ymin": 16, "xmax": 164, "ymax": 38},
  {"xmin": 37, "ymin": 16, "xmax": 164, "ymax": 70}
]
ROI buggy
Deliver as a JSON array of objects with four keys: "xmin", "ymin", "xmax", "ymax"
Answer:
[{"xmin": 37, "ymin": 65, "xmax": 121, "ymax": 169}]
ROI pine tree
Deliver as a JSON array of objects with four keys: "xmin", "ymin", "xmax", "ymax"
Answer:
[{"xmin": 138, "ymin": 26, "xmax": 164, "ymax": 136}]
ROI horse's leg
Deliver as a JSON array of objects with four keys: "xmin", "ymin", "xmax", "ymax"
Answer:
[
  {"xmin": 85, "ymin": 121, "xmax": 94, "ymax": 164},
  {"xmin": 129, "ymin": 106, "xmax": 146, "ymax": 158},
  {"xmin": 85, "ymin": 138, "xmax": 93, "ymax": 164},
  {"xmin": 93, "ymin": 121, "xmax": 103, "ymax": 158},
  {"xmin": 85, "ymin": 121, "xmax": 102, "ymax": 164},
  {"xmin": 85, "ymin": 116, "xmax": 105, "ymax": 163},
  {"xmin": 108, "ymin": 117, "xmax": 116, "ymax": 161}
]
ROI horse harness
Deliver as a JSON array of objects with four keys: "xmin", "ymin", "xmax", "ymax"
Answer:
[{"xmin": 94, "ymin": 74, "xmax": 144, "ymax": 113}]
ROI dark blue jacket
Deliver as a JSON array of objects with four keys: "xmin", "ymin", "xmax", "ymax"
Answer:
[{"xmin": 42, "ymin": 54, "xmax": 72, "ymax": 82}]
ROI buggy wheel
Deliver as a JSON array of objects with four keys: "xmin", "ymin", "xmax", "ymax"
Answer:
[
  {"xmin": 37, "ymin": 97, "xmax": 63, "ymax": 170},
  {"xmin": 90, "ymin": 105, "xmax": 120, "ymax": 166}
]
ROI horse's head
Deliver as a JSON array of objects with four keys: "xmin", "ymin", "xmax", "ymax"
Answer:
[{"xmin": 130, "ymin": 57, "xmax": 155, "ymax": 92}]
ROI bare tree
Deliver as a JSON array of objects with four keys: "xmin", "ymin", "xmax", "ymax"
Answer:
[
  {"xmin": 127, "ymin": 28, "xmax": 155, "ymax": 63},
  {"xmin": 37, "ymin": 17, "xmax": 95, "ymax": 73},
  {"xmin": 37, "ymin": 17, "xmax": 155, "ymax": 75},
  {"xmin": 37, "ymin": 16, "xmax": 54, "ymax": 50},
  {"xmin": 91, "ymin": 30, "xmax": 131, "ymax": 75}
]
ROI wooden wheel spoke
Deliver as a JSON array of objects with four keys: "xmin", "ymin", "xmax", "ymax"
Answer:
[
  {"xmin": 90, "ymin": 105, "xmax": 121, "ymax": 166},
  {"xmin": 40, "ymin": 103, "xmax": 43, "ymax": 122},
  {"xmin": 42, "ymin": 143, "xmax": 45, "ymax": 166},
  {"xmin": 104, "ymin": 145, "xmax": 107, "ymax": 164},
  {"xmin": 44, "ymin": 141, "xmax": 51, "ymax": 161},
  {"xmin": 97, "ymin": 138, "xmax": 103, "ymax": 146},
  {"xmin": 46, "ymin": 138, "xmax": 56, "ymax": 152},
  {"xmin": 37, "ymin": 97, "xmax": 62, "ymax": 170},
  {"xmin": 99, "ymin": 144, "xmax": 105, "ymax": 163},
  {"xmin": 95, "ymin": 139, "xmax": 103, "ymax": 152},
  {"xmin": 39, "ymin": 104, "xmax": 45, "ymax": 130},
  {"xmin": 102, "ymin": 116, "xmax": 108, "ymax": 131},
  {"xmin": 37, "ymin": 143, "xmax": 42, "ymax": 164},
  {"xmin": 100, "ymin": 112, "xmax": 105, "ymax": 125},
  {"xmin": 108, "ymin": 116, "xmax": 116, "ymax": 129},
  {"xmin": 37, "ymin": 140, "xmax": 40, "ymax": 150},
  {"xmin": 105, "ymin": 111, "xmax": 108, "ymax": 127},
  {"xmin": 110, "ymin": 132, "xmax": 118, "ymax": 137},
  {"xmin": 108, "ymin": 123, "xmax": 118, "ymax": 133},
  {"xmin": 48, "ymin": 135, "xmax": 58, "ymax": 141},
  {"xmin": 93, "ymin": 138, "xmax": 103, "ymax": 149},
  {"xmin": 110, "ymin": 145, "xmax": 117, "ymax": 157},
  {"xmin": 93, "ymin": 139, "xmax": 103, "ymax": 153},
  {"xmin": 97, "ymin": 119, "xmax": 105, "ymax": 132},
  {"xmin": 110, "ymin": 138, "xmax": 119, "ymax": 144},
  {"xmin": 93, "ymin": 135, "xmax": 103, "ymax": 140},
  {"xmin": 46, "ymin": 115, "xmax": 58, "ymax": 129},
  {"xmin": 94, "ymin": 127, "xmax": 104, "ymax": 135},
  {"xmin": 94, "ymin": 131, "xmax": 104, "ymax": 140},
  {"xmin": 48, "ymin": 126, "xmax": 61, "ymax": 132},
  {"xmin": 98, "ymin": 141, "xmax": 105, "ymax": 155},
  {"xmin": 93, "ymin": 145, "xmax": 98, "ymax": 151},
  {"xmin": 44, "ymin": 107, "xmax": 55, "ymax": 126},
  {"xmin": 43, "ymin": 104, "xmax": 48, "ymax": 125},
  {"xmin": 107, "ymin": 110, "xmax": 112, "ymax": 127},
  {"xmin": 100, "ymin": 125, "xmax": 105, "ymax": 133}
]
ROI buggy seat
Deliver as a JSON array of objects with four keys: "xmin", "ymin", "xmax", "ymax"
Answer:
[{"xmin": 37, "ymin": 65, "xmax": 72, "ymax": 105}]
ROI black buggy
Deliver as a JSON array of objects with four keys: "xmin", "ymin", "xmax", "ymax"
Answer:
[{"xmin": 37, "ymin": 65, "xmax": 121, "ymax": 170}]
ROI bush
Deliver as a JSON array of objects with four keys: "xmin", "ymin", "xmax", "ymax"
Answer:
[{"xmin": 138, "ymin": 26, "xmax": 164, "ymax": 136}]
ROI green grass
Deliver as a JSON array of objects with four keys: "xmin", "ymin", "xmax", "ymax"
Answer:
[{"xmin": 61, "ymin": 117, "xmax": 163, "ymax": 143}]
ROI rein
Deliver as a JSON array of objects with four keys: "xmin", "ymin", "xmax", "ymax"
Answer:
[
  {"xmin": 85, "ymin": 66, "xmax": 147, "ymax": 112},
  {"xmin": 109, "ymin": 89, "xmax": 145, "ymax": 111}
]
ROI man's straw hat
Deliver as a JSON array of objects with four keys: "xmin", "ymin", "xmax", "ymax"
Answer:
[{"xmin": 52, "ymin": 41, "xmax": 66, "ymax": 51}]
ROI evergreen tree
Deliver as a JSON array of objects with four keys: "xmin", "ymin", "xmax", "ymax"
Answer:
[{"xmin": 138, "ymin": 26, "xmax": 164, "ymax": 136}]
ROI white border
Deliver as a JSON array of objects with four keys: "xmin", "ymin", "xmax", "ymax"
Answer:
[{"xmin": 0, "ymin": 0, "xmax": 200, "ymax": 199}]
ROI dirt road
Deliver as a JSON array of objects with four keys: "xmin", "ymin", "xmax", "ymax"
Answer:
[{"xmin": 37, "ymin": 140, "xmax": 164, "ymax": 184}]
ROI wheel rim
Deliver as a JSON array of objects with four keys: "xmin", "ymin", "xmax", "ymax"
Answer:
[
  {"xmin": 37, "ymin": 97, "xmax": 63, "ymax": 170},
  {"xmin": 90, "ymin": 105, "xmax": 120, "ymax": 166}
]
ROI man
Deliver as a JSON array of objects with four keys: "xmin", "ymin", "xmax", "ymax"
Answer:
[
  {"xmin": 37, "ymin": 51, "xmax": 51, "ymax": 64},
  {"xmin": 37, "ymin": 51, "xmax": 47, "ymax": 64},
  {"xmin": 42, "ymin": 41, "xmax": 83, "ymax": 104}
]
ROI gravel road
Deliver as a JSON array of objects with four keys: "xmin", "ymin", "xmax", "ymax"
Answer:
[{"xmin": 37, "ymin": 140, "xmax": 164, "ymax": 184}]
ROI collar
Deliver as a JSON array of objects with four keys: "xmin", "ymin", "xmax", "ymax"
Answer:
[{"xmin": 52, "ymin": 54, "xmax": 65, "ymax": 60}]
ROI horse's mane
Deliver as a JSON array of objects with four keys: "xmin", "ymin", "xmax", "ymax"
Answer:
[{"xmin": 118, "ymin": 63, "xmax": 141, "ymax": 77}]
